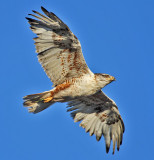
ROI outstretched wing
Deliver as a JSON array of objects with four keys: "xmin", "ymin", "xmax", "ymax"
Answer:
[
  {"xmin": 67, "ymin": 90, "xmax": 125, "ymax": 154},
  {"xmin": 26, "ymin": 7, "xmax": 92, "ymax": 86}
]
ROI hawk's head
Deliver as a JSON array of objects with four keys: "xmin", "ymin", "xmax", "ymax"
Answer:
[{"xmin": 95, "ymin": 73, "xmax": 116, "ymax": 88}]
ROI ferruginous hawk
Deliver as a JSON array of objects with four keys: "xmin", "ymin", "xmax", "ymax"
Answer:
[{"xmin": 24, "ymin": 7, "xmax": 125, "ymax": 154}]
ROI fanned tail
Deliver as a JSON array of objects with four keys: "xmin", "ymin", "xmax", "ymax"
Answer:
[{"xmin": 23, "ymin": 91, "xmax": 55, "ymax": 113}]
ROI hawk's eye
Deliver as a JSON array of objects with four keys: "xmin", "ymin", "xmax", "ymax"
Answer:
[{"xmin": 102, "ymin": 74, "xmax": 110, "ymax": 78}]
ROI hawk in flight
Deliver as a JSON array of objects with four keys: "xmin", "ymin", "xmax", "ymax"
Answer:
[{"xmin": 24, "ymin": 7, "xmax": 125, "ymax": 154}]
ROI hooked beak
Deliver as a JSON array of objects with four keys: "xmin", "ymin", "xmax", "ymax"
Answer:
[{"xmin": 108, "ymin": 76, "xmax": 116, "ymax": 81}]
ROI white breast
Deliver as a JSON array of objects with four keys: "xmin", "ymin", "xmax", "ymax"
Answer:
[{"xmin": 54, "ymin": 73, "xmax": 100, "ymax": 99}]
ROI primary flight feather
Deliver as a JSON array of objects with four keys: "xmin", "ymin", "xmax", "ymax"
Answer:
[{"xmin": 24, "ymin": 6, "xmax": 125, "ymax": 154}]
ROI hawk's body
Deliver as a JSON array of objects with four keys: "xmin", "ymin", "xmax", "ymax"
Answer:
[{"xmin": 24, "ymin": 7, "xmax": 125, "ymax": 154}]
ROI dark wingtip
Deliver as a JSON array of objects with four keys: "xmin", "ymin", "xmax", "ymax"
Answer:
[
  {"xmin": 41, "ymin": 6, "xmax": 44, "ymax": 9},
  {"xmin": 106, "ymin": 146, "xmax": 110, "ymax": 153},
  {"xmin": 85, "ymin": 129, "xmax": 90, "ymax": 133},
  {"xmin": 96, "ymin": 136, "xmax": 101, "ymax": 141},
  {"xmin": 41, "ymin": 6, "xmax": 48, "ymax": 13},
  {"xmin": 25, "ymin": 17, "xmax": 32, "ymax": 22},
  {"xmin": 25, "ymin": 17, "xmax": 33, "ymax": 21},
  {"xmin": 117, "ymin": 146, "xmax": 120, "ymax": 151}
]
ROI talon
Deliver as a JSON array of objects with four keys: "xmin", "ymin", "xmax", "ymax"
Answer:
[{"xmin": 44, "ymin": 97, "xmax": 53, "ymax": 103}]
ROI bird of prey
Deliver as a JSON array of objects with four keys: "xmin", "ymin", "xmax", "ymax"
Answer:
[{"xmin": 24, "ymin": 7, "xmax": 125, "ymax": 154}]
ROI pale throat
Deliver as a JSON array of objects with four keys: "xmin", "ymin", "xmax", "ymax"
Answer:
[{"xmin": 95, "ymin": 76, "xmax": 110, "ymax": 89}]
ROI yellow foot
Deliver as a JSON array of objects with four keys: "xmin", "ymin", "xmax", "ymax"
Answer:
[{"xmin": 44, "ymin": 97, "xmax": 53, "ymax": 103}]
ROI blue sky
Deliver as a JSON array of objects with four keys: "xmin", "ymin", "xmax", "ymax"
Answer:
[{"xmin": 0, "ymin": 0, "xmax": 154, "ymax": 159}]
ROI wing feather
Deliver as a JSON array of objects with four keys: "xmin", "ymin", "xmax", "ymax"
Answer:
[
  {"xmin": 26, "ymin": 7, "xmax": 92, "ymax": 86},
  {"xmin": 67, "ymin": 90, "xmax": 125, "ymax": 154}
]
